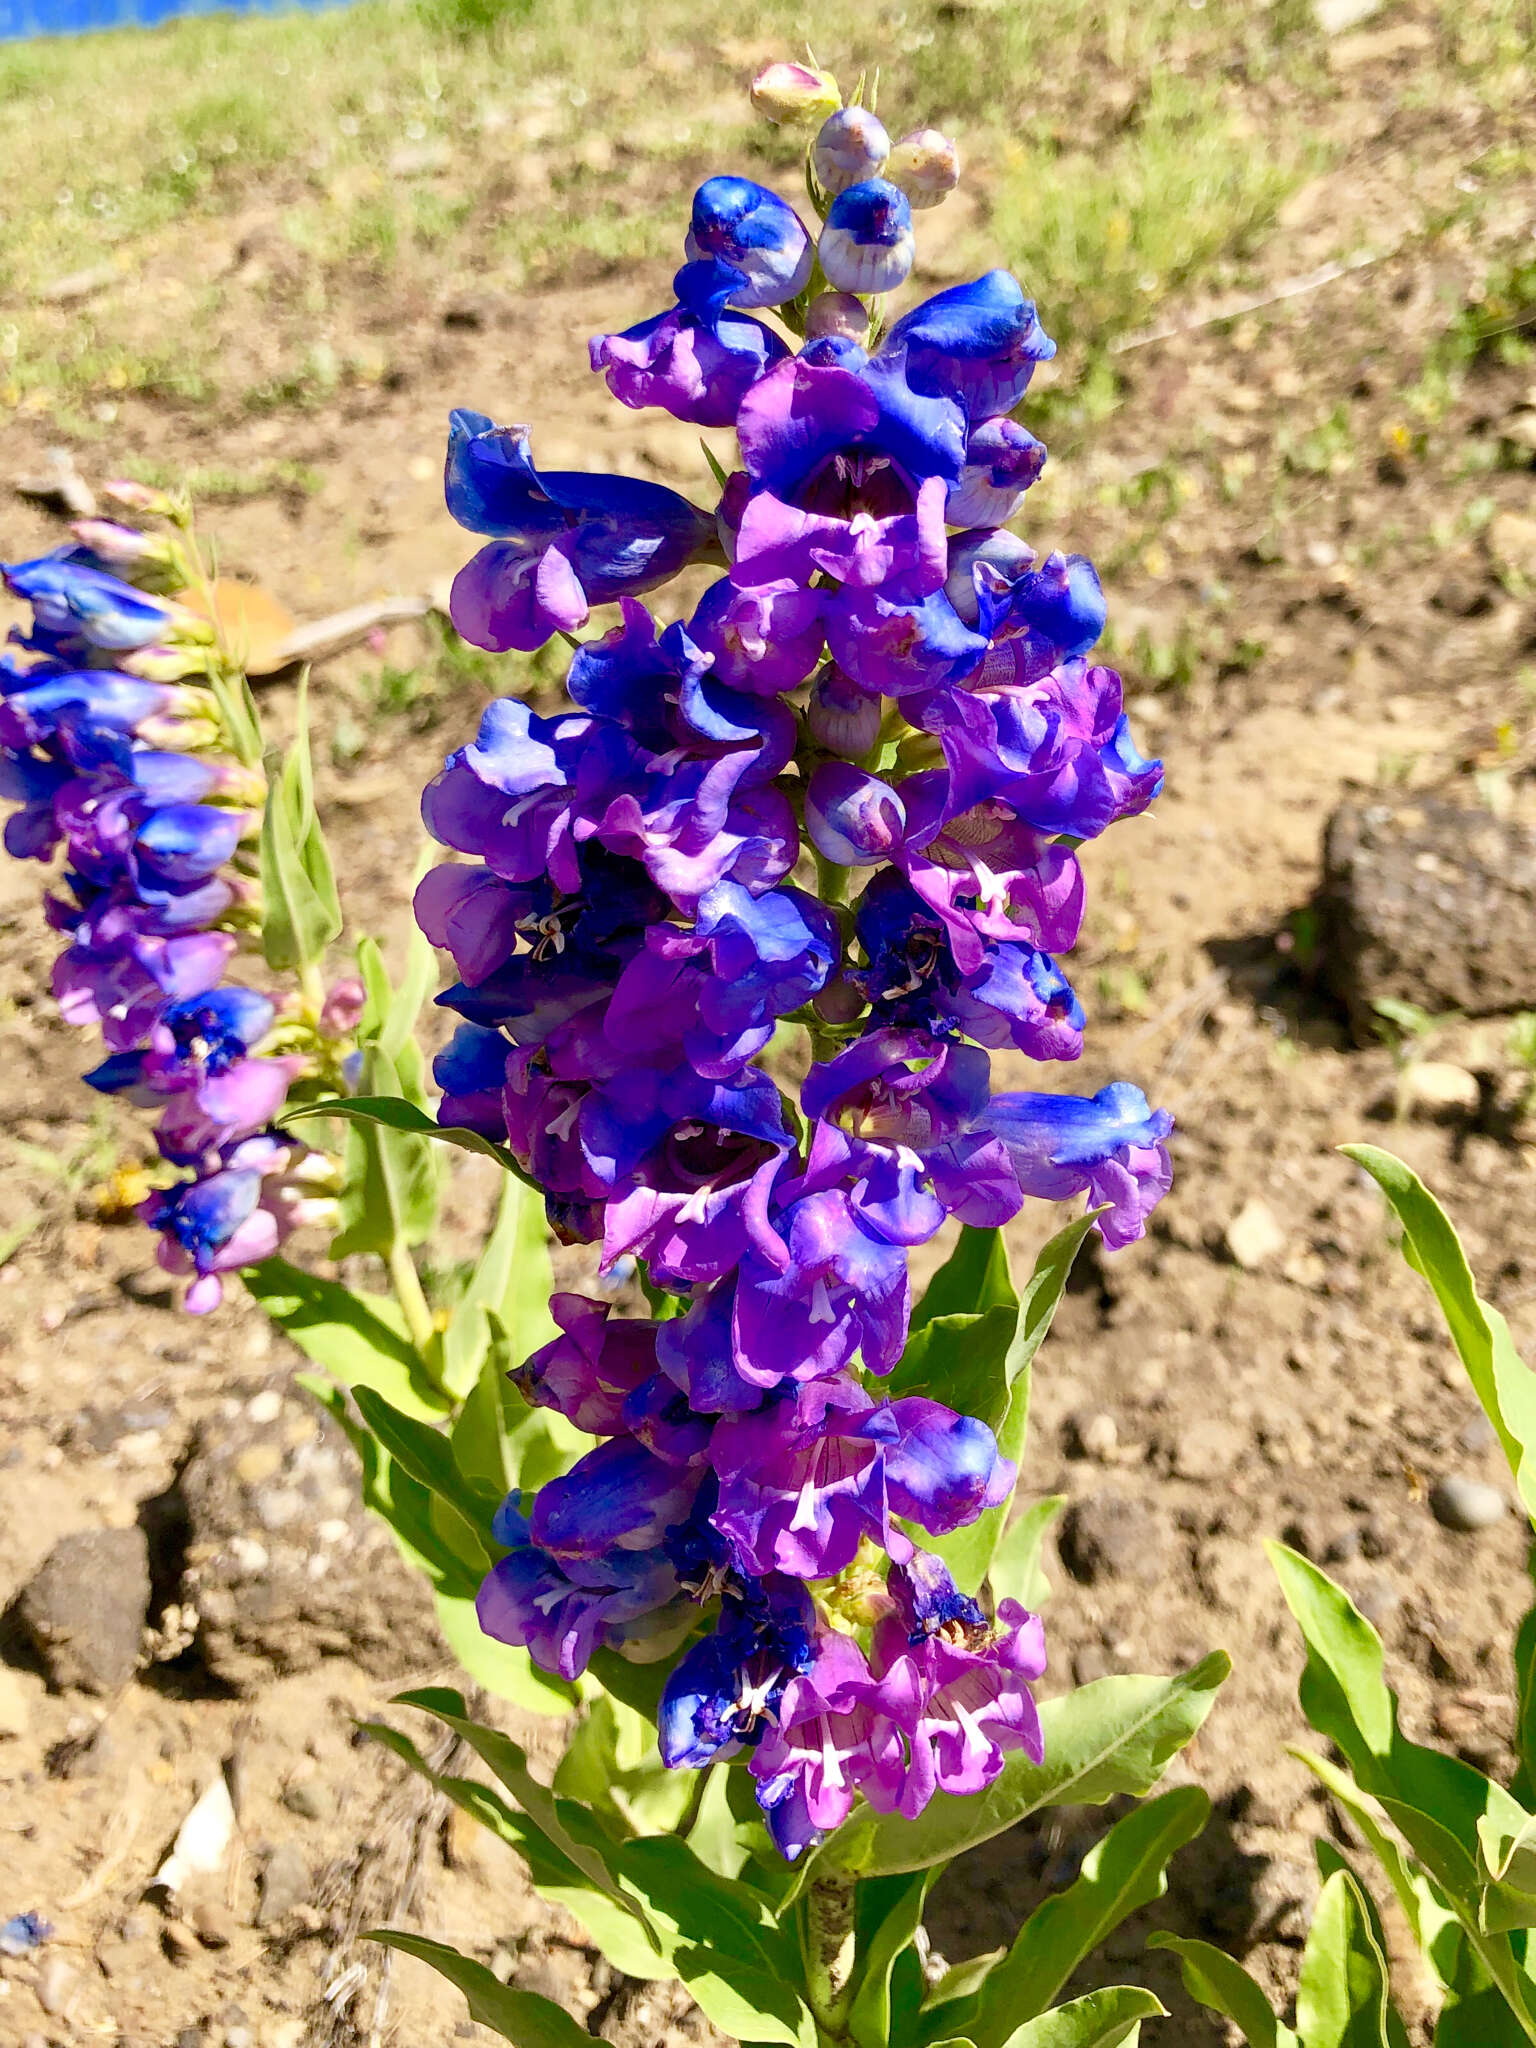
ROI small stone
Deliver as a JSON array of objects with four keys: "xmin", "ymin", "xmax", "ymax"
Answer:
[
  {"xmin": 1314, "ymin": 0, "xmax": 1379, "ymax": 28},
  {"xmin": 0, "ymin": 1665, "xmax": 32, "ymax": 1738},
  {"xmin": 18, "ymin": 1525, "xmax": 151, "ymax": 1693},
  {"xmin": 1065, "ymin": 1411, "xmax": 1118, "ymax": 1461},
  {"xmin": 223, "ymin": 2027, "xmax": 255, "ymax": 2048},
  {"xmin": 245, "ymin": 1390, "xmax": 283, "ymax": 1425},
  {"xmin": 233, "ymin": 1444, "xmax": 283, "ymax": 1487},
  {"xmin": 175, "ymin": 2030, "xmax": 207, "ymax": 2048},
  {"xmin": 35, "ymin": 1954, "xmax": 77, "ymax": 2016},
  {"xmin": 1225, "ymin": 1199, "xmax": 1286, "ymax": 1270},
  {"xmin": 1431, "ymin": 1474, "xmax": 1508, "ymax": 1532},
  {"xmin": 281, "ymin": 1780, "xmax": 326, "ymax": 1821},
  {"xmin": 268, "ymin": 2026, "xmax": 306, "ymax": 2048},
  {"xmin": 21, "ymin": 2033, "xmax": 49, "ymax": 2048},
  {"xmin": 1059, "ymin": 1490, "xmax": 1169, "ymax": 1585},
  {"xmin": 1401, "ymin": 1061, "xmax": 1480, "ymax": 1121},
  {"xmin": 256, "ymin": 1842, "xmax": 311, "ymax": 1927}
]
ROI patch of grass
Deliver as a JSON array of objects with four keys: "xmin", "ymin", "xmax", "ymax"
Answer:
[{"xmin": 120, "ymin": 455, "xmax": 324, "ymax": 501}]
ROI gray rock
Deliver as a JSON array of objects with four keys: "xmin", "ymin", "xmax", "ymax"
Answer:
[
  {"xmin": 18, "ymin": 1527, "xmax": 150, "ymax": 1694},
  {"xmin": 256, "ymin": 1842, "xmax": 312, "ymax": 1928},
  {"xmin": 1431, "ymin": 1474, "xmax": 1508, "ymax": 1532},
  {"xmin": 34, "ymin": 1954, "xmax": 76, "ymax": 2017},
  {"xmin": 177, "ymin": 1389, "xmax": 439, "ymax": 1692},
  {"xmin": 1059, "ymin": 1491, "xmax": 1169, "ymax": 1585},
  {"xmin": 1321, "ymin": 797, "xmax": 1536, "ymax": 1038}
]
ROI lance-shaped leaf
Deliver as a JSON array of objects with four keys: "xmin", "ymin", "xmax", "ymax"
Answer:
[
  {"xmin": 1295, "ymin": 1866, "xmax": 1400, "ymax": 2048},
  {"xmin": 441, "ymin": 1175, "xmax": 558, "ymax": 1401},
  {"xmin": 951, "ymin": 1786, "xmax": 1209, "ymax": 2045},
  {"xmin": 847, "ymin": 1870, "xmax": 938, "ymax": 2048},
  {"xmin": 1433, "ymin": 1932, "xmax": 1535, "ymax": 2047},
  {"xmin": 825, "ymin": 1652, "xmax": 1229, "ymax": 1876},
  {"xmin": 922, "ymin": 1208, "xmax": 1106, "ymax": 1594},
  {"xmin": 1343, "ymin": 1146, "xmax": 1536, "ymax": 1524},
  {"xmin": 913, "ymin": 1224, "xmax": 1018, "ymax": 1330},
  {"xmin": 350, "ymin": 1386, "xmax": 495, "ymax": 1573},
  {"xmin": 888, "ymin": 1305, "xmax": 1018, "ymax": 1431},
  {"xmin": 369, "ymin": 1928, "xmax": 596, "ymax": 2045},
  {"xmin": 1147, "ymin": 1935, "xmax": 1297, "ymax": 2048},
  {"xmin": 988, "ymin": 1985, "xmax": 1165, "ymax": 2047},
  {"xmin": 285, "ymin": 1093, "xmax": 534, "ymax": 1183},
  {"xmin": 988, "ymin": 1496, "xmax": 1066, "ymax": 1611},
  {"xmin": 243, "ymin": 1257, "xmax": 447, "ymax": 1421},
  {"xmin": 391, "ymin": 1687, "xmax": 663, "ymax": 1950}
]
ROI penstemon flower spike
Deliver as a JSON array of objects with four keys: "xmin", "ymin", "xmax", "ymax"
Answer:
[{"xmin": 423, "ymin": 59, "xmax": 1174, "ymax": 1874}]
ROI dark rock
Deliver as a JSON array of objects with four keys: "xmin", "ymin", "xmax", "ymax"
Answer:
[
  {"xmin": 1058, "ymin": 1490, "xmax": 1169, "ymax": 1585},
  {"xmin": 1430, "ymin": 1474, "xmax": 1507, "ymax": 1531},
  {"xmin": 18, "ymin": 1527, "xmax": 150, "ymax": 1694},
  {"xmin": 255, "ymin": 1842, "xmax": 311, "ymax": 1927},
  {"xmin": 177, "ymin": 1389, "xmax": 439, "ymax": 1692},
  {"xmin": 1321, "ymin": 797, "xmax": 1536, "ymax": 1038}
]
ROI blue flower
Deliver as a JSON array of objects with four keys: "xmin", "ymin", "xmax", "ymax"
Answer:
[
  {"xmin": 980, "ymin": 1081, "xmax": 1174, "ymax": 1248},
  {"xmin": 658, "ymin": 1579, "xmax": 815, "ymax": 1767},
  {"xmin": 881, "ymin": 270, "xmax": 1056, "ymax": 422},
  {"xmin": 590, "ymin": 258, "xmax": 789, "ymax": 429},
  {"xmin": 818, "ymin": 179, "xmax": 916, "ymax": 296},
  {"xmin": 2, "ymin": 553, "xmax": 199, "ymax": 653},
  {"xmin": 477, "ymin": 1527, "xmax": 682, "ymax": 1681},
  {"xmin": 686, "ymin": 176, "xmax": 814, "ymax": 308}
]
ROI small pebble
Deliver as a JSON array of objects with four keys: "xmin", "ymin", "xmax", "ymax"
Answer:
[
  {"xmin": 255, "ymin": 1841, "xmax": 311, "ymax": 1927},
  {"xmin": 162, "ymin": 1918, "xmax": 200, "ymax": 1964},
  {"xmin": 35, "ymin": 1954, "xmax": 76, "ymax": 2016},
  {"xmin": 1431, "ymin": 1474, "xmax": 1508, "ymax": 1532},
  {"xmin": 1225, "ymin": 1198, "xmax": 1285, "ymax": 1271},
  {"xmin": 281, "ymin": 1780, "xmax": 326, "ymax": 1821},
  {"xmin": 1399, "ymin": 1061, "xmax": 1480, "ymax": 1121}
]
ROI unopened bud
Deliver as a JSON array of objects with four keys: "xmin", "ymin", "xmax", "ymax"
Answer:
[
  {"xmin": 887, "ymin": 128, "xmax": 961, "ymax": 208},
  {"xmin": 102, "ymin": 477, "xmax": 179, "ymax": 519},
  {"xmin": 319, "ymin": 976, "xmax": 367, "ymax": 1039},
  {"xmin": 71, "ymin": 519, "xmax": 174, "ymax": 570},
  {"xmin": 803, "ymin": 291, "xmax": 870, "ymax": 346},
  {"xmin": 749, "ymin": 61, "xmax": 840, "ymax": 127},
  {"xmin": 806, "ymin": 663, "xmax": 880, "ymax": 758},
  {"xmin": 812, "ymin": 105, "xmax": 890, "ymax": 196},
  {"xmin": 813, "ymin": 976, "xmax": 867, "ymax": 1026}
]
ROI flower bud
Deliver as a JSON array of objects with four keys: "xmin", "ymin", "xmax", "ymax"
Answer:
[
  {"xmin": 812, "ymin": 976, "xmax": 868, "ymax": 1026},
  {"xmin": 102, "ymin": 477, "xmax": 179, "ymax": 518},
  {"xmin": 803, "ymin": 291, "xmax": 870, "ymax": 346},
  {"xmin": 817, "ymin": 180, "xmax": 915, "ymax": 297},
  {"xmin": 811, "ymin": 106, "xmax": 890, "ymax": 196},
  {"xmin": 806, "ymin": 663, "xmax": 880, "ymax": 758},
  {"xmin": 70, "ymin": 519, "xmax": 180, "ymax": 575},
  {"xmin": 887, "ymin": 128, "xmax": 961, "ymax": 209},
  {"xmin": 749, "ymin": 61, "xmax": 840, "ymax": 127},
  {"xmin": 944, "ymin": 528, "xmax": 1036, "ymax": 626},
  {"xmin": 806, "ymin": 761, "xmax": 906, "ymax": 867},
  {"xmin": 319, "ymin": 976, "xmax": 367, "ymax": 1038},
  {"xmin": 687, "ymin": 176, "xmax": 814, "ymax": 309}
]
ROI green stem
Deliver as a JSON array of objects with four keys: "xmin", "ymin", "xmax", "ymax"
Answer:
[
  {"xmin": 802, "ymin": 1870, "xmax": 857, "ymax": 2041},
  {"xmin": 814, "ymin": 850, "xmax": 850, "ymax": 909},
  {"xmin": 387, "ymin": 1234, "xmax": 436, "ymax": 1355}
]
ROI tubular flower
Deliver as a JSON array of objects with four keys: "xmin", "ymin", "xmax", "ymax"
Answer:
[
  {"xmin": 0, "ymin": 541, "xmax": 349, "ymax": 1310},
  {"xmin": 427, "ymin": 62, "xmax": 1173, "ymax": 1855}
]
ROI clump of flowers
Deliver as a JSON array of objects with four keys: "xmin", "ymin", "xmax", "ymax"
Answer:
[
  {"xmin": 0, "ymin": 500, "xmax": 349, "ymax": 1310},
  {"xmin": 420, "ymin": 70, "xmax": 1172, "ymax": 1859}
]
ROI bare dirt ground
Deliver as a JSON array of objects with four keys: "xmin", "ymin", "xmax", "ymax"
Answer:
[{"xmin": 2, "ymin": 14, "xmax": 1536, "ymax": 2046}]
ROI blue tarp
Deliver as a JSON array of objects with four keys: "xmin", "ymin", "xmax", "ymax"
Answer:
[{"xmin": 1, "ymin": 0, "xmax": 345, "ymax": 39}]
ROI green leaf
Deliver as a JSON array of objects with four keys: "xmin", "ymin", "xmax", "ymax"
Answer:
[
  {"xmin": 1312, "ymin": 1844, "xmax": 1413, "ymax": 2048},
  {"xmin": 1513, "ymin": 1601, "xmax": 1536, "ymax": 1808},
  {"xmin": 685, "ymin": 1765, "xmax": 756, "ymax": 1883},
  {"xmin": 1435, "ymin": 1932, "xmax": 1533, "ymax": 2047},
  {"xmin": 1343, "ymin": 1147, "xmax": 1536, "ymax": 1523},
  {"xmin": 957, "ymin": 1787, "xmax": 1209, "ymax": 2045},
  {"xmin": 285, "ymin": 1093, "xmax": 535, "ymax": 1184},
  {"xmin": 1147, "ymin": 1936, "xmax": 1296, "ymax": 2048},
  {"xmin": 351, "ymin": 1386, "xmax": 494, "ymax": 1572},
  {"xmin": 922, "ymin": 1208, "xmax": 1105, "ymax": 1594},
  {"xmin": 1290, "ymin": 1748, "xmax": 1463, "ymax": 1991},
  {"xmin": 392, "ymin": 1687, "xmax": 662, "ymax": 1951},
  {"xmin": 989, "ymin": 1985, "xmax": 1165, "ymax": 2047},
  {"xmin": 988, "ymin": 1496, "xmax": 1066, "ymax": 1610},
  {"xmin": 848, "ymin": 1870, "xmax": 937, "ymax": 2048},
  {"xmin": 301, "ymin": 1374, "xmax": 475, "ymax": 1590},
  {"xmin": 922, "ymin": 1952, "xmax": 1007, "ymax": 2025},
  {"xmin": 913, "ymin": 1225, "xmax": 1018, "ymax": 1330},
  {"xmin": 368, "ymin": 1929, "xmax": 592, "ymax": 2045},
  {"xmin": 888, "ymin": 1305, "xmax": 1018, "ymax": 1429},
  {"xmin": 1295, "ymin": 1868, "xmax": 1399, "ymax": 2048},
  {"xmin": 442, "ymin": 1175, "xmax": 558, "ymax": 1400},
  {"xmin": 826, "ymin": 1652, "xmax": 1229, "ymax": 1876},
  {"xmin": 331, "ymin": 1040, "xmax": 443, "ymax": 1257},
  {"xmin": 258, "ymin": 673, "xmax": 342, "ymax": 972},
  {"xmin": 242, "ymin": 1257, "xmax": 447, "ymax": 1421}
]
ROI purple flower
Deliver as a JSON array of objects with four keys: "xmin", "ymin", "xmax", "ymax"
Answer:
[
  {"xmin": 530, "ymin": 1433, "xmax": 701, "ymax": 1560},
  {"xmin": 2, "ymin": 553, "xmax": 204, "ymax": 654},
  {"xmin": 712, "ymin": 1380, "xmax": 1016, "ymax": 1578},
  {"xmin": 851, "ymin": 869, "xmax": 1085, "ymax": 1061},
  {"xmin": 872, "ymin": 1554, "xmax": 1047, "ymax": 1812},
  {"xmin": 805, "ymin": 762, "xmax": 907, "ymax": 868},
  {"xmin": 734, "ymin": 344, "xmax": 967, "ymax": 506},
  {"xmin": 445, "ymin": 411, "xmax": 717, "ymax": 652},
  {"xmin": 685, "ymin": 577, "xmax": 826, "ymax": 697},
  {"xmin": 881, "ymin": 271, "xmax": 1055, "ymax": 423},
  {"xmin": 725, "ymin": 1186, "xmax": 912, "ymax": 1386},
  {"xmin": 750, "ymin": 1629, "xmax": 904, "ymax": 1859},
  {"xmin": 981, "ymin": 1081, "xmax": 1173, "ymax": 1248},
  {"xmin": 685, "ymin": 177, "xmax": 814, "ymax": 308},
  {"xmin": 946, "ymin": 418, "xmax": 1047, "ymax": 527},
  {"xmin": 53, "ymin": 927, "xmax": 236, "ymax": 1052},
  {"xmin": 590, "ymin": 258, "xmax": 790, "ymax": 428},
  {"xmin": 478, "ymin": 1515, "xmax": 681, "ymax": 1682},
  {"xmin": 734, "ymin": 473, "xmax": 948, "ymax": 596},
  {"xmin": 658, "ymin": 1577, "xmax": 816, "ymax": 1767},
  {"xmin": 432, "ymin": 1021, "xmax": 509, "ymax": 1137},
  {"xmin": 818, "ymin": 179, "xmax": 916, "ymax": 296}
]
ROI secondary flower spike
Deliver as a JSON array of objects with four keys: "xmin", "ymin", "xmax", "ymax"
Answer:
[{"xmin": 424, "ymin": 55, "xmax": 1173, "ymax": 1861}]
